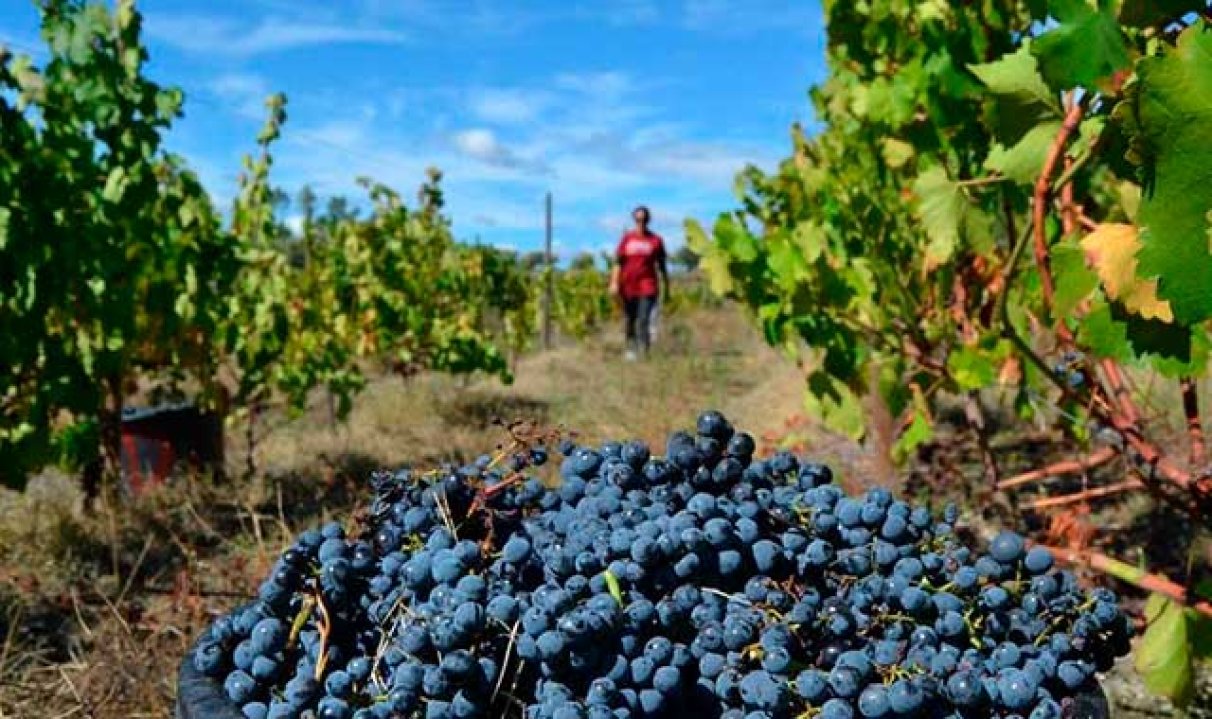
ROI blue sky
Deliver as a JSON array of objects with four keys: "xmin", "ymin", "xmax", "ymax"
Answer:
[{"xmin": 2, "ymin": 0, "xmax": 826, "ymax": 256}]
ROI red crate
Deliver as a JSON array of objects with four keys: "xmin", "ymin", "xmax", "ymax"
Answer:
[{"xmin": 119, "ymin": 404, "xmax": 224, "ymax": 495}]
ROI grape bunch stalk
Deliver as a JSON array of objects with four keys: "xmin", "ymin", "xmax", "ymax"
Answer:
[{"xmin": 191, "ymin": 410, "xmax": 1130, "ymax": 719}]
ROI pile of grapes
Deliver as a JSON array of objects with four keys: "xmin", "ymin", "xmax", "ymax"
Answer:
[{"xmin": 191, "ymin": 411, "xmax": 1130, "ymax": 719}]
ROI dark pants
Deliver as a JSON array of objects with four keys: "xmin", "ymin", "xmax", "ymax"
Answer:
[{"xmin": 623, "ymin": 295, "xmax": 657, "ymax": 352}]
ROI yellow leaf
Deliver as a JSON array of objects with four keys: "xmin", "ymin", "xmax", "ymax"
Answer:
[{"xmin": 1081, "ymin": 223, "xmax": 1174, "ymax": 322}]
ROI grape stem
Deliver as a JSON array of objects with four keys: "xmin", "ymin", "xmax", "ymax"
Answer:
[
  {"xmin": 1031, "ymin": 96, "xmax": 1086, "ymax": 343},
  {"xmin": 313, "ymin": 591, "xmax": 332, "ymax": 681},
  {"xmin": 1181, "ymin": 378, "xmax": 1205, "ymax": 467},
  {"xmin": 1043, "ymin": 545, "xmax": 1212, "ymax": 619},
  {"xmin": 490, "ymin": 619, "xmax": 521, "ymax": 708},
  {"xmin": 1023, "ymin": 478, "xmax": 1143, "ymax": 511},
  {"xmin": 286, "ymin": 594, "xmax": 315, "ymax": 651},
  {"xmin": 996, "ymin": 447, "xmax": 1118, "ymax": 490}
]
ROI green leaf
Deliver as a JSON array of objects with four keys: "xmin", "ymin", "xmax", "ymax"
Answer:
[
  {"xmin": 1032, "ymin": 0, "xmax": 1130, "ymax": 90},
  {"xmin": 913, "ymin": 167, "xmax": 963, "ymax": 268},
  {"xmin": 948, "ymin": 345, "xmax": 997, "ymax": 391},
  {"xmin": 968, "ymin": 45, "xmax": 1061, "ymax": 117},
  {"xmin": 985, "ymin": 121, "xmax": 1062, "ymax": 185},
  {"xmin": 792, "ymin": 220, "xmax": 826, "ymax": 263},
  {"xmin": 1052, "ymin": 239, "xmax": 1099, "ymax": 318},
  {"xmin": 767, "ymin": 232, "xmax": 807, "ymax": 292},
  {"xmin": 102, "ymin": 166, "xmax": 127, "ymax": 203},
  {"xmin": 804, "ymin": 370, "xmax": 865, "ymax": 440},
  {"xmin": 685, "ymin": 219, "xmax": 735, "ymax": 296},
  {"xmin": 1130, "ymin": 23, "xmax": 1212, "ymax": 324},
  {"xmin": 1078, "ymin": 299, "xmax": 1132, "ymax": 361},
  {"xmin": 713, "ymin": 214, "xmax": 759, "ymax": 263},
  {"xmin": 862, "ymin": 75, "xmax": 917, "ymax": 127},
  {"xmin": 1122, "ymin": 311, "xmax": 1206, "ymax": 378},
  {"xmin": 881, "ymin": 138, "xmax": 915, "ymax": 169},
  {"xmin": 893, "ymin": 406, "xmax": 933, "ymax": 462},
  {"xmin": 1136, "ymin": 594, "xmax": 1194, "ymax": 707}
]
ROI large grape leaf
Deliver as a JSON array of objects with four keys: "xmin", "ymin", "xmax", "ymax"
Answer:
[
  {"xmin": 1130, "ymin": 24, "xmax": 1212, "ymax": 325},
  {"xmin": 1032, "ymin": 0, "xmax": 1130, "ymax": 90},
  {"xmin": 1080, "ymin": 223, "xmax": 1173, "ymax": 322},
  {"xmin": 1136, "ymin": 594, "xmax": 1194, "ymax": 707}
]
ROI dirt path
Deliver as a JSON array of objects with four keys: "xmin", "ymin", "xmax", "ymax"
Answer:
[{"xmin": 251, "ymin": 305, "xmax": 842, "ymax": 482}]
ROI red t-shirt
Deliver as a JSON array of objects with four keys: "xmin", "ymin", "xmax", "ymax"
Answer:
[{"xmin": 616, "ymin": 230, "xmax": 665, "ymax": 299}]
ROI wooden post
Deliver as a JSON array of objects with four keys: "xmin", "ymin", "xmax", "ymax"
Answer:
[{"xmin": 542, "ymin": 192, "xmax": 554, "ymax": 350}]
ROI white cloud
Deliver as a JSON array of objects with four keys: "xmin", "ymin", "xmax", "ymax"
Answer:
[
  {"xmin": 451, "ymin": 128, "xmax": 551, "ymax": 175},
  {"xmin": 468, "ymin": 88, "xmax": 548, "ymax": 124},
  {"xmin": 190, "ymin": 63, "xmax": 784, "ymax": 252},
  {"xmin": 146, "ymin": 13, "xmax": 409, "ymax": 57},
  {"xmin": 453, "ymin": 129, "xmax": 504, "ymax": 161},
  {"xmin": 298, "ymin": 120, "xmax": 368, "ymax": 150},
  {"xmin": 205, "ymin": 73, "xmax": 273, "ymax": 120},
  {"xmin": 553, "ymin": 71, "xmax": 633, "ymax": 99}
]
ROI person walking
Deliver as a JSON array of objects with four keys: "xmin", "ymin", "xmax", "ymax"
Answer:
[{"xmin": 609, "ymin": 205, "xmax": 668, "ymax": 360}]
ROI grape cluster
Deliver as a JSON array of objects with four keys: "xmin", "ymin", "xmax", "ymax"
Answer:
[
  {"xmin": 1051, "ymin": 351, "xmax": 1088, "ymax": 390},
  {"xmin": 192, "ymin": 410, "xmax": 1129, "ymax": 719}
]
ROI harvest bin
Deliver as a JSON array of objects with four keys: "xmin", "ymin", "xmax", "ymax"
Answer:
[
  {"xmin": 120, "ymin": 403, "xmax": 224, "ymax": 495},
  {"xmin": 174, "ymin": 638, "xmax": 1114, "ymax": 719}
]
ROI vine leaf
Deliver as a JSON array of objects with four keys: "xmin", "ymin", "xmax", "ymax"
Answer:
[
  {"xmin": 881, "ymin": 138, "xmax": 915, "ymax": 169},
  {"xmin": 804, "ymin": 370, "xmax": 865, "ymax": 440},
  {"xmin": 1051, "ymin": 239, "xmax": 1099, "ymax": 318},
  {"xmin": 766, "ymin": 231, "xmax": 808, "ymax": 292},
  {"xmin": 893, "ymin": 386, "xmax": 933, "ymax": 462},
  {"xmin": 985, "ymin": 121, "xmax": 1062, "ymax": 185},
  {"xmin": 792, "ymin": 220, "xmax": 826, "ymax": 264},
  {"xmin": 1077, "ymin": 299, "xmax": 1132, "ymax": 361},
  {"xmin": 912, "ymin": 168, "xmax": 996, "ymax": 267},
  {"xmin": 1080, "ymin": 223, "xmax": 1173, "ymax": 322},
  {"xmin": 968, "ymin": 45, "xmax": 1060, "ymax": 117},
  {"xmin": 685, "ymin": 219, "xmax": 735, "ymax": 296},
  {"xmin": 1032, "ymin": 0, "xmax": 1131, "ymax": 90},
  {"xmin": 1136, "ymin": 594, "xmax": 1195, "ymax": 707},
  {"xmin": 1128, "ymin": 23, "xmax": 1212, "ymax": 325},
  {"xmin": 969, "ymin": 44, "xmax": 1061, "ymax": 144},
  {"xmin": 948, "ymin": 345, "xmax": 998, "ymax": 392},
  {"xmin": 912, "ymin": 167, "xmax": 963, "ymax": 269}
]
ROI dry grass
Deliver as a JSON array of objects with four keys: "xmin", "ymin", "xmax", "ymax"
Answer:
[{"xmin": 0, "ymin": 304, "xmax": 854, "ymax": 719}]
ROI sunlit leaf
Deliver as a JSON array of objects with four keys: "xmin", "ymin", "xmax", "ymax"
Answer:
[{"xmin": 1081, "ymin": 223, "xmax": 1174, "ymax": 322}]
